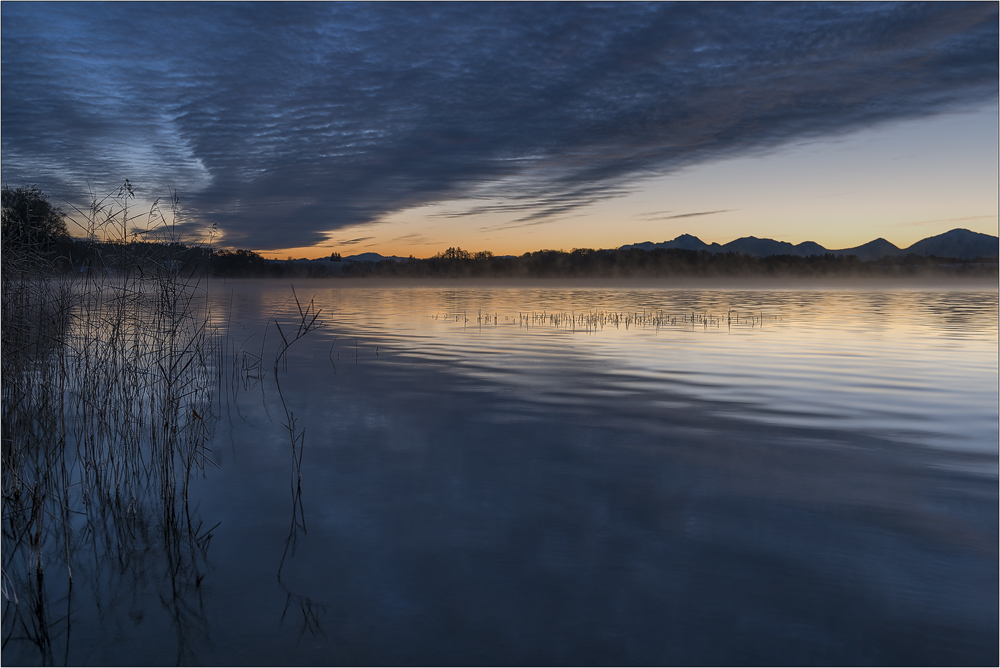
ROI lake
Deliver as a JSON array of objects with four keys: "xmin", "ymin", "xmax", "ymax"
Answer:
[{"xmin": 5, "ymin": 278, "xmax": 998, "ymax": 665}]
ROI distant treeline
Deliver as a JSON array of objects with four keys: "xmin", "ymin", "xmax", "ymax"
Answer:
[
  {"xmin": 337, "ymin": 247, "xmax": 998, "ymax": 279},
  {"xmin": 28, "ymin": 240, "xmax": 999, "ymax": 279},
  {"xmin": 26, "ymin": 239, "xmax": 211, "ymax": 276}
]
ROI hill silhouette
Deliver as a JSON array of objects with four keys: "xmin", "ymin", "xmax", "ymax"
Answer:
[
  {"xmin": 621, "ymin": 228, "xmax": 998, "ymax": 260},
  {"xmin": 904, "ymin": 228, "xmax": 998, "ymax": 260}
]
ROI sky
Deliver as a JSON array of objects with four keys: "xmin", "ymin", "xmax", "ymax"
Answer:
[{"xmin": 2, "ymin": 2, "xmax": 997, "ymax": 259}]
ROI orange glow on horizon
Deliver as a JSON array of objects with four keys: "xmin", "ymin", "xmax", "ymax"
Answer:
[{"xmin": 249, "ymin": 214, "xmax": 1000, "ymax": 263}]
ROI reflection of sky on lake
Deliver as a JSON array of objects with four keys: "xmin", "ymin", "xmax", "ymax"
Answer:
[
  {"xmin": 218, "ymin": 281, "xmax": 998, "ymax": 459},
  {"xmin": 91, "ymin": 278, "xmax": 994, "ymax": 666}
]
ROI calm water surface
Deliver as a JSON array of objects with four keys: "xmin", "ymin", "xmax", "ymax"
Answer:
[{"xmin": 11, "ymin": 280, "xmax": 999, "ymax": 665}]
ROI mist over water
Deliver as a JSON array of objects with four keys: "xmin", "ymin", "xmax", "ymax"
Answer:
[{"xmin": 9, "ymin": 279, "xmax": 997, "ymax": 665}]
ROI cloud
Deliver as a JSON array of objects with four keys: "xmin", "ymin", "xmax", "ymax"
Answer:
[
  {"xmin": 390, "ymin": 233, "xmax": 440, "ymax": 247},
  {"xmin": 647, "ymin": 210, "xmax": 736, "ymax": 221},
  {"xmin": 2, "ymin": 3, "xmax": 996, "ymax": 249},
  {"xmin": 336, "ymin": 237, "xmax": 375, "ymax": 246},
  {"xmin": 635, "ymin": 210, "xmax": 674, "ymax": 219},
  {"xmin": 893, "ymin": 214, "xmax": 998, "ymax": 228}
]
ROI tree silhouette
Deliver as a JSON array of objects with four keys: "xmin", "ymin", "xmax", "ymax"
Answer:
[{"xmin": 2, "ymin": 186, "xmax": 69, "ymax": 248}]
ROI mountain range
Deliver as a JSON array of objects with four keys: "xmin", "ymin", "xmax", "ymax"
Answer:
[
  {"xmin": 311, "ymin": 228, "xmax": 997, "ymax": 264},
  {"xmin": 620, "ymin": 228, "xmax": 998, "ymax": 261}
]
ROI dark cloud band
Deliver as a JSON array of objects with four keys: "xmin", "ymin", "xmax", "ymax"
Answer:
[{"xmin": 2, "ymin": 2, "xmax": 996, "ymax": 249}]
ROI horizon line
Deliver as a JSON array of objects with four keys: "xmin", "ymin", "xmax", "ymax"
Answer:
[{"xmin": 254, "ymin": 226, "xmax": 998, "ymax": 261}]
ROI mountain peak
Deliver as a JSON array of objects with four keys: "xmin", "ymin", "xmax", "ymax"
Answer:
[{"xmin": 905, "ymin": 228, "xmax": 998, "ymax": 259}]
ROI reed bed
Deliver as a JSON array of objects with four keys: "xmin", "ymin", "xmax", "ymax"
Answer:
[
  {"xmin": 2, "ymin": 185, "xmax": 221, "ymax": 664},
  {"xmin": 434, "ymin": 308, "xmax": 779, "ymax": 333}
]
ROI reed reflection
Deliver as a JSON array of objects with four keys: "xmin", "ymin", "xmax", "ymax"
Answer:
[{"xmin": 2, "ymin": 261, "xmax": 219, "ymax": 665}]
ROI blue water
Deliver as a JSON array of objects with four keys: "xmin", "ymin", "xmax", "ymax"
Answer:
[{"xmin": 6, "ymin": 280, "xmax": 998, "ymax": 665}]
